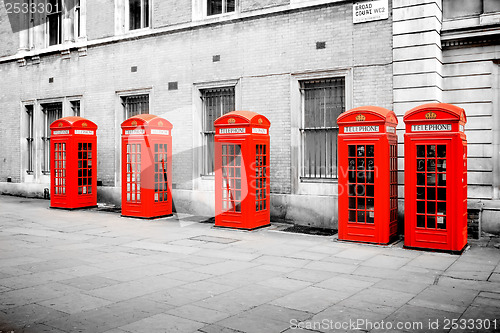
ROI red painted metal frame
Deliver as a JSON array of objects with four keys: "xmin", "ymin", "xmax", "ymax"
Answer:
[
  {"xmin": 214, "ymin": 111, "xmax": 271, "ymax": 230},
  {"xmin": 403, "ymin": 103, "xmax": 467, "ymax": 252},
  {"xmin": 337, "ymin": 106, "xmax": 399, "ymax": 244},
  {"xmin": 50, "ymin": 116, "xmax": 98, "ymax": 209},
  {"xmin": 121, "ymin": 114, "xmax": 173, "ymax": 219}
]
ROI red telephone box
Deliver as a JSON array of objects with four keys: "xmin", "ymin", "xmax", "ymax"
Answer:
[
  {"xmin": 50, "ymin": 117, "xmax": 98, "ymax": 209},
  {"xmin": 337, "ymin": 106, "xmax": 399, "ymax": 244},
  {"xmin": 214, "ymin": 111, "xmax": 270, "ymax": 230},
  {"xmin": 403, "ymin": 103, "xmax": 467, "ymax": 252},
  {"xmin": 121, "ymin": 114, "xmax": 173, "ymax": 219}
]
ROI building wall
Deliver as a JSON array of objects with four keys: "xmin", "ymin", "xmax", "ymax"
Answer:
[{"xmin": 0, "ymin": 0, "xmax": 393, "ymax": 229}]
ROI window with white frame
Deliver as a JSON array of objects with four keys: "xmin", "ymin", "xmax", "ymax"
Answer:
[
  {"xmin": 47, "ymin": 0, "xmax": 63, "ymax": 46},
  {"xmin": 75, "ymin": 0, "xmax": 82, "ymax": 38},
  {"xmin": 201, "ymin": 87, "xmax": 235, "ymax": 175},
  {"xmin": 207, "ymin": 0, "xmax": 235, "ymax": 15},
  {"xmin": 300, "ymin": 78, "xmax": 345, "ymax": 179},
  {"xmin": 25, "ymin": 105, "xmax": 34, "ymax": 175},
  {"xmin": 122, "ymin": 94, "xmax": 149, "ymax": 119},
  {"xmin": 71, "ymin": 100, "xmax": 81, "ymax": 116},
  {"xmin": 129, "ymin": 0, "xmax": 149, "ymax": 30},
  {"xmin": 41, "ymin": 102, "xmax": 63, "ymax": 174}
]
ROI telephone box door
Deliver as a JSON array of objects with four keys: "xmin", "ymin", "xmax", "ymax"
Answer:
[
  {"xmin": 214, "ymin": 111, "xmax": 271, "ymax": 230},
  {"xmin": 50, "ymin": 117, "xmax": 98, "ymax": 209},
  {"xmin": 404, "ymin": 103, "xmax": 467, "ymax": 252},
  {"xmin": 337, "ymin": 106, "xmax": 398, "ymax": 244},
  {"xmin": 121, "ymin": 114, "xmax": 173, "ymax": 219}
]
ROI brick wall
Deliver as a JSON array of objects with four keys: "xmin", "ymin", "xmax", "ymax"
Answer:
[
  {"xmin": 0, "ymin": 1, "xmax": 393, "ymax": 212},
  {"xmin": 87, "ymin": 0, "xmax": 115, "ymax": 40},
  {"xmin": 0, "ymin": 5, "xmax": 18, "ymax": 57}
]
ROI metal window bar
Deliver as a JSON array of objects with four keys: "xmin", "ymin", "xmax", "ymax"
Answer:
[
  {"xmin": 129, "ymin": 0, "xmax": 149, "ymax": 30},
  {"xmin": 71, "ymin": 100, "xmax": 80, "ymax": 117},
  {"xmin": 123, "ymin": 94, "xmax": 149, "ymax": 118},
  {"xmin": 47, "ymin": 0, "xmax": 62, "ymax": 46},
  {"xmin": 75, "ymin": 0, "xmax": 81, "ymax": 37},
  {"xmin": 201, "ymin": 87, "xmax": 235, "ymax": 175},
  {"xmin": 208, "ymin": 0, "xmax": 235, "ymax": 15},
  {"xmin": 42, "ymin": 103, "xmax": 62, "ymax": 174},
  {"xmin": 26, "ymin": 105, "xmax": 34, "ymax": 174},
  {"xmin": 300, "ymin": 78, "xmax": 345, "ymax": 179}
]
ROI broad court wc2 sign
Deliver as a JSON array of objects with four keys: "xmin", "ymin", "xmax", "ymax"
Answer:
[{"xmin": 353, "ymin": 0, "xmax": 389, "ymax": 24}]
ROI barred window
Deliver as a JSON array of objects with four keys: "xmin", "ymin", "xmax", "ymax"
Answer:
[
  {"xmin": 41, "ymin": 102, "xmax": 63, "ymax": 174},
  {"xmin": 300, "ymin": 78, "xmax": 345, "ymax": 179},
  {"xmin": 26, "ymin": 105, "xmax": 34, "ymax": 175},
  {"xmin": 201, "ymin": 87, "xmax": 235, "ymax": 175},
  {"xmin": 123, "ymin": 94, "xmax": 149, "ymax": 119}
]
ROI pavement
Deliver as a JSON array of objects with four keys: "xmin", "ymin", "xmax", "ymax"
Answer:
[{"xmin": 0, "ymin": 195, "xmax": 499, "ymax": 333}]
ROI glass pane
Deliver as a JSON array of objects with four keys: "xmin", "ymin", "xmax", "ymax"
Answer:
[
  {"xmin": 416, "ymin": 145, "xmax": 425, "ymax": 157},
  {"xmin": 417, "ymin": 215, "xmax": 425, "ymax": 228},
  {"xmin": 417, "ymin": 201, "xmax": 425, "ymax": 213},
  {"xmin": 366, "ymin": 145, "xmax": 374, "ymax": 157},
  {"xmin": 427, "ymin": 216, "xmax": 436, "ymax": 229},
  {"xmin": 348, "ymin": 145, "xmax": 355, "ymax": 157},
  {"xmin": 437, "ymin": 145, "xmax": 446, "ymax": 157}
]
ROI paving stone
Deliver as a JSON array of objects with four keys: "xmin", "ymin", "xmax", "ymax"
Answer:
[
  {"xmin": 305, "ymin": 305, "xmax": 388, "ymax": 332},
  {"xmin": 198, "ymin": 324, "xmax": 247, "ymax": 333},
  {"xmin": 314, "ymin": 274, "xmax": 376, "ymax": 293},
  {"xmin": 284, "ymin": 269, "xmax": 337, "ymax": 283},
  {"xmin": 406, "ymin": 254, "xmax": 458, "ymax": 271},
  {"xmin": 58, "ymin": 275, "xmax": 122, "ymax": 291},
  {"xmin": 333, "ymin": 247, "xmax": 381, "ymax": 261},
  {"xmin": 258, "ymin": 276, "xmax": 313, "ymax": 291},
  {"xmin": 164, "ymin": 270, "xmax": 214, "ymax": 282},
  {"xmin": 304, "ymin": 261, "xmax": 358, "ymax": 274},
  {"xmin": 193, "ymin": 260, "xmax": 259, "ymax": 276},
  {"xmin": 478, "ymin": 291, "xmax": 500, "ymax": 300},
  {"xmin": 167, "ymin": 304, "xmax": 231, "ymax": 324},
  {"xmin": 252, "ymin": 255, "xmax": 310, "ymax": 268},
  {"xmin": 285, "ymin": 251, "xmax": 330, "ymax": 261},
  {"xmin": 336, "ymin": 298, "xmax": 398, "ymax": 316},
  {"xmin": 216, "ymin": 311, "xmax": 291, "ymax": 333},
  {"xmin": 98, "ymin": 264, "xmax": 181, "ymax": 282},
  {"xmin": 206, "ymin": 267, "xmax": 282, "ymax": 288},
  {"xmin": 119, "ymin": 313, "xmax": 205, "ymax": 333},
  {"xmin": 271, "ymin": 287, "xmax": 351, "ymax": 313},
  {"xmin": 195, "ymin": 284, "xmax": 289, "ymax": 315},
  {"xmin": 453, "ymin": 304, "xmax": 500, "ymax": 332},
  {"xmin": 471, "ymin": 296, "xmax": 500, "ymax": 308},
  {"xmin": 85, "ymin": 276, "xmax": 186, "ymax": 302},
  {"xmin": 371, "ymin": 278, "xmax": 429, "ymax": 295},
  {"xmin": 384, "ymin": 304, "xmax": 460, "ymax": 333},
  {"xmin": 488, "ymin": 272, "xmax": 500, "ymax": 283},
  {"xmin": 0, "ymin": 303, "xmax": 68, "ymax": 328},
  {"xmin": 408, "ymin": 285, "xmax": 479, "ymax": 313},
  {"xmin": 37, "ymin": 293, "xmax": 113, "ymax": 314},
  {"xmin": 344, "ymin": 287, "xmax": 415, "ymax": 309},
  {"xmin": 244, "ymin": 304, "xmax": 313, "ymax": 323},
  {"xmin": 360, "ymin": 254, "xmax": 412, "ymax": 270}
]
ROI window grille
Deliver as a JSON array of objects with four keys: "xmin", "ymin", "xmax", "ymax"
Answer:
[
  {"xmin": 123, "ymin": 94, "xmax": 149, "ymax": 119},
  {"xmin": 300, "ymin": 78, "xmax": 345, "ymax": 179},
  {"xmin": 201, "ymin": 87, "xmax": 235, "ymax": 175},
  {"xmin": 42, "ymin": 102, "xmax": 63, "ymax": 174},
  {"xmin": 26, "ymin": 105, "xmax": 34, "ymax": 174}
]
